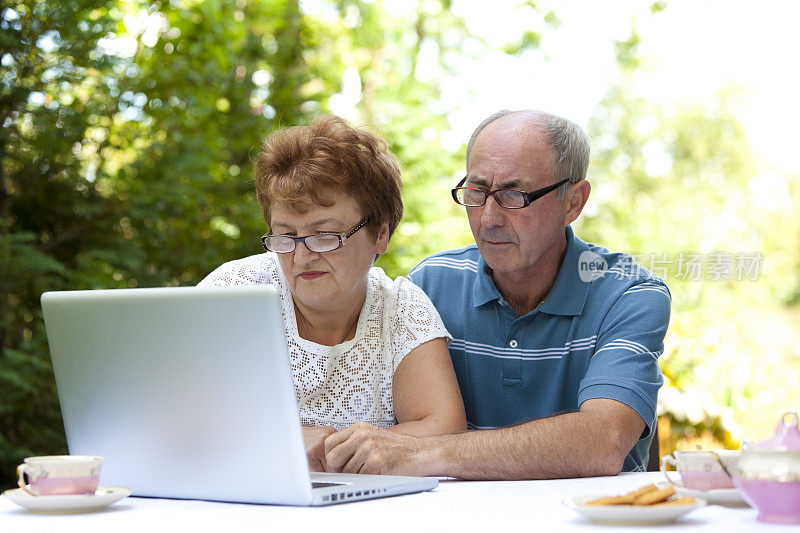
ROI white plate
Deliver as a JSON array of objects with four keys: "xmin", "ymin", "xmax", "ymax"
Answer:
[
  {"xmin": 564, "ymin": 496, "xmax": 706, "ymax": 525},
  {"xmin": 2, "ymin": 486, "xmax": 131, "ymax": 513}
]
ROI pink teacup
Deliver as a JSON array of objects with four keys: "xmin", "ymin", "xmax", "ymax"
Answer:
[
  {"xmin": 661, "ymin": 450, "xmax": 739, "ymax": 490},
  {"xmin": 17, "ymin": 455, "xmax": 103, "ymax": 496}
]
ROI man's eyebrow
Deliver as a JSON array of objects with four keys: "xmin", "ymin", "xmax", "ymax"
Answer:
[
  {"xmin": 465, "ymin": 175, "xmax": 490, "ymax": 187},
  {"xmin": 466, "ymin": 175, "xmax": 525, "ymax": 190}
]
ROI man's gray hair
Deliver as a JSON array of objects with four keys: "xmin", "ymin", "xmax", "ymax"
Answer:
[{"xmin": 465, "ymin": 109, "xmax": 590, "ymax": 199}]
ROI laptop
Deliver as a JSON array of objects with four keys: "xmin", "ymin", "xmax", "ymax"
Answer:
[{"xmin": 40, "ymin": 286, "xmax": 437, "ymax": 505}]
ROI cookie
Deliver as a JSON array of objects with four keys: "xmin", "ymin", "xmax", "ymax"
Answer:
[
  {"xmin": 585, "ymin": 495, "xmax": 634, "ymax": 506},
  {"xmin": 634, "ymin": 486, "xmax": 676, "ymax": 505},
  {"xmin": 655, "ymin": 496, "xmax": 697, "ymax": 506}
]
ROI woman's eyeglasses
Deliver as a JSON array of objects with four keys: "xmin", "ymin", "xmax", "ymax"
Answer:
[{"xmin": 261, "ymin": 217, "xmax": 370, "ymax": 253}]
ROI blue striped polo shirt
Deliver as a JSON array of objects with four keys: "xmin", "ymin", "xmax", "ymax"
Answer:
[{"xmin": 407, "ymin": 226, "xmax": 670, "ymax": 472}]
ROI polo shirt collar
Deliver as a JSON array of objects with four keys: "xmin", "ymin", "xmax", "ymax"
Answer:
[
  {"xmin": 472, "ymin": 254, "xmax": 501, "ymax": 307},
  {"xmin": 471, "ymin": 225, "xmax": 590, "ymax": 316}
]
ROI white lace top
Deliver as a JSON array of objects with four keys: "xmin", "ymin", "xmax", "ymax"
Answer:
[{"xmin": 198, "ymin": 253, "xmax": 451, "ymax": 430}]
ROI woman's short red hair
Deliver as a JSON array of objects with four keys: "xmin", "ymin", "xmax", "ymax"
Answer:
[{"xmin": 255, "ymin": 114, "xmax": 403, "ymax": 239}]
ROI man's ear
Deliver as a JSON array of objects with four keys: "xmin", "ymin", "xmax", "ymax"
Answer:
[{"xmin": 564, "ymin": 180, "xmax": 591, "ymax": 226}]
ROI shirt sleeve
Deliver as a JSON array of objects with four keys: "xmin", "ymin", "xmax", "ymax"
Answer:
[
  {"xmin": 197, "ymin": 262, "xmax": 237, "ymax": 287},
  {"xmin": 406, "ymin": 260, "xmax": 428, "ymax": 289},
  {"xmin": 578, "ymin": 279, "xmax": 671, "ymax": 438},
  {"xmin": 197, "ymin": 255, "xmax": 274, "ymax": 287},
  {"xmin": 390, "ymin": 276, "xmax": 452, "ymax": 372}
]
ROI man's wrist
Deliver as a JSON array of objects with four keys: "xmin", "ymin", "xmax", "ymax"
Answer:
[{"xmin": 417, "ymin": 433, "xmax": 459, "ymax": 477}]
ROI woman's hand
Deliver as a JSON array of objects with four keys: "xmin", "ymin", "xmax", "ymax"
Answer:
[{"xmin": 303, "ymin": 426, "xmax": 337, "ymax": 472}]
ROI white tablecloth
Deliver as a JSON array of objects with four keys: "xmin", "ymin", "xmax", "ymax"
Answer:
[{"xmin": 1, "ymin": 472, "xmax": 790, "ymax": 532}]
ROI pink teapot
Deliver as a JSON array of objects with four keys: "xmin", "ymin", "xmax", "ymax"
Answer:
[{"xmin": 733, "ymin": 411, "xmax": 800, "ymax": 523}]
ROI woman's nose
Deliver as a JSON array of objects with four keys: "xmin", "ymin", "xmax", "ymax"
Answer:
[{"xmin": 292, "ymin": 240, "xmax": 320, "ymax": 265}]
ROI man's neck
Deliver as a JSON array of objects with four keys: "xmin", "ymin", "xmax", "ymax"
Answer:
[{"xmin": 492, "ymin": 235, "xmax": 568, "ymax": 317}]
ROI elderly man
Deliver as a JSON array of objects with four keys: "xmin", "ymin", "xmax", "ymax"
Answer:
[{"xmin": 324, "ymin": 110, "xmax": 670, "ymax": 479}]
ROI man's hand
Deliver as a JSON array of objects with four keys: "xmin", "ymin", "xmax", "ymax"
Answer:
[
  {"xmin": 302, "ymin": 426, "xmax": 336, "ymax": 472},
  {"xmin": 322, "ymin": 399, "xmax": 645, "ymax": 480},
  {"xmin": 324, "ymin": 422, "xmax": 435, "ymax": 476}
]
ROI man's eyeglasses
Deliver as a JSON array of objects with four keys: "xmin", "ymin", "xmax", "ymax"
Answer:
[
  {"xmin": 261, "ymin": 217, "xmax": 370, "ymax": 254},
  {"xmin": 451, "ymin": 177, "xmax": 570, "ymax": 209}
]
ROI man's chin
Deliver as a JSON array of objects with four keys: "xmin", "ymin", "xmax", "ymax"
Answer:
[{"xmin": 477, "ymin": 243, "xmax": 517, "ymax": 269}]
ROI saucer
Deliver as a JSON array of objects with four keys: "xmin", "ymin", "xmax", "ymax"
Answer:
[
  {"xmin": 2, "ymin": 486, "xmax": 131, "ymax": 513},
  {"xmin": 658, "ymin": 481, "xmax": 747, "ymax": 506},
  {"xmin": 676, "ymin": 486, "xmax": 746, "ymax": 506},
  {"xmin": 564, "ymin": 496, "xmax": 706, "ymax": 525}
]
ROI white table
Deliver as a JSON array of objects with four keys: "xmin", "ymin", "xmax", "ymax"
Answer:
[{"xmin": 1, "ymin": 472, "xmax": 789, "ymax": 532}]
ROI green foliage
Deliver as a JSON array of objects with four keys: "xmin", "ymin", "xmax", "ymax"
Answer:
[
  {"xmin": 649, "ymin": 1, "xmax": 667, "ymax": 14},
  {"xmin": 502, "ymin": 31, "xmax": 541, "ymax": 55},
  {"xmin": 1, "ymin": 0, "xmax": 122, "ymax": 486}
]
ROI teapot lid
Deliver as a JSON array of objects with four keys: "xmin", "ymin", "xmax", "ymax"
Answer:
[{"xmin": 755, "ymin": 412, "xmax": 800, "ymax": 451}]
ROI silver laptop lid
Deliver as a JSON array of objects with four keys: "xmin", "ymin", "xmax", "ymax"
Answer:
[{"xmin": 41, "ymin": 286, "xmax": 314, "ymax": 505}]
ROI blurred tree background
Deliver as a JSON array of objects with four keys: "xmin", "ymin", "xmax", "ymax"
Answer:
[{"xmin": 1, "ymin": 0, "xmax": 798, "ymax": 487}]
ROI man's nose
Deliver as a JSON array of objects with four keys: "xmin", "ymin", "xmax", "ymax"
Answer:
[{"xmin": 480, "ymin": 195, "xmax": 507, "ymax": 227}]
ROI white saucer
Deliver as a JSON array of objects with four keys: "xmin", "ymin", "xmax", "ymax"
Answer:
[
  {"xmin": 564, "ymin": 496, "xmax": 706, "ymax": 525},
  {"xmin": 657, "ymin": 481, "xmax": 747, "ymax": 506},
  {"xmin": 2, "ymin": 486, "xmax": 131, "ymax": 513},
  {"xmin": 675, "ymin": 485, "xmax": 747, "ymax": 506}
]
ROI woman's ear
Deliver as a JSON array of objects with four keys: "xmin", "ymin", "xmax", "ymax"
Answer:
[{"xmin": 375, "ymin": 222, "xmax": 390, "ymax": 255}]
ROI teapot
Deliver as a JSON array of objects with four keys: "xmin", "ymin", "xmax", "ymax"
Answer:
[{"xmin": 733, "ymin": 411, "xmax": 800, "ymax": 523}]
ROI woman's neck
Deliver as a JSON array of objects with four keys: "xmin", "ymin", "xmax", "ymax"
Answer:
[{"xmin": 293, "ymin": 297, "xmax": 364, "ymax": 346}]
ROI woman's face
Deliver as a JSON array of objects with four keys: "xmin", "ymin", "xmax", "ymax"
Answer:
[{"xmin": 269, "ymin": 194, "xmax": 389, "ymax": 315}]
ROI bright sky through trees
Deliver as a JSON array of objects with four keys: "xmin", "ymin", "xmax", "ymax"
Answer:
[{"xmin": 435, "ymin": 0, "xmax": 800, "ymax": 175}]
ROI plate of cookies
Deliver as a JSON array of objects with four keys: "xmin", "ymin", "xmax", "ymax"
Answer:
[{"xmin": 564, "ymin": 484, "xmax": 706, "ymax": 525}]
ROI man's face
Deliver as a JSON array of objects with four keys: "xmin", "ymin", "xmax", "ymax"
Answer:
[{"xmin": 465, "ymin": 118, "xmax": 569, "ymax": 281}]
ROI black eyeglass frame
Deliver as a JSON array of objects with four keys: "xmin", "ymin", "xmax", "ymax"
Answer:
[
  {"xmin": 261, "ymin": 216, "xmax": 371, "ymax": 254},
  {"xmin": 451, "ymin": 176, "xmax": 571, "ymax": 209}
]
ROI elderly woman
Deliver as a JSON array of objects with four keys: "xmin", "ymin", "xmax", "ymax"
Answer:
[{"xmin": 199, "ymin": 115, "xmax": 466, "ymax": 471}]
